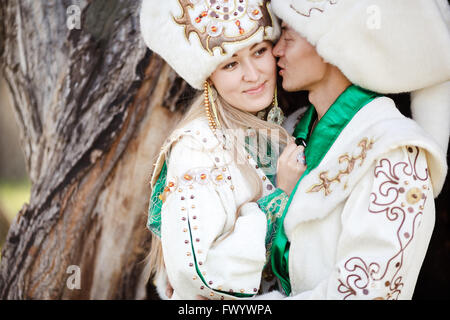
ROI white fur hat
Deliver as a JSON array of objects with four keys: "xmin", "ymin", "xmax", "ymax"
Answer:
[
  {"xmin": 272, "ymin": 0, "xmax": 450, "ymax": 154},
  {"xmin": 140, "ymin": 0, "xmax": 281, "ymax": 90}
]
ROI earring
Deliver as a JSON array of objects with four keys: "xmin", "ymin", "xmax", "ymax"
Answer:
[
  {"xmin": 204, "ymin": 81, "xmax": 221, "ymax": 133},
  {"xmin": 267, "ymin": 85, "xmax": 285, "ymax": 126}
]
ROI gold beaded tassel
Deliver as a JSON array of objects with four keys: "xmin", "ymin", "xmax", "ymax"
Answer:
[{"xmin": 204, "ymin": 81, "xmax": 220, "ymax": 133}]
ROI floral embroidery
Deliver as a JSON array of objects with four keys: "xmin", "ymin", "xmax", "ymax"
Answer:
[
  {"xmin": 174, "ymin": 0, "xmax": 274, "ymax": 55},
  {"xmin": 257, "ymin": 188, "xmax": 289, "ymax": 265},
  {"xmin": 162, "ymin": 166, "xmax": 231, "ymax": 200},
  {"xmin": 308, "ymin": 137, "xmax": 374, "ymax": 196},
  {"xmin": 290, "ymin": 0, "xmax": 338, "ymax": 17},
  {"xmin": 266, "ymin": 196, "xmax": 287, "ymax": 223},
  {"xmin": 337, "ymin": 146, "xmax": 429, "ymax": 300}
]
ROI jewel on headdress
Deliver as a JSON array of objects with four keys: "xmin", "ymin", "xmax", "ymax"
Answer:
[
  {"xmin": 207, "ymin": 21, "xmax": 223, "ymax": 37},
  {"xmin": 234, "ymin": 20, "xmax": 245, "ymax": 34},
  {"xmin": 248, "ymin": 6, "xmax": 263, "ymax": 20}
]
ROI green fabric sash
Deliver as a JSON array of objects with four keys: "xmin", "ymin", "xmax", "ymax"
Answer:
[
  {"xmin": 271, "ymin": 85, "xmax": 380, "ymax": 296},
  {"xmin": 147, "ymin": 161, "xmax": 167, "ymax": 238},
  {"xmin": 256, "ymin": 188, "xmax": 289, "ymax": 266}
]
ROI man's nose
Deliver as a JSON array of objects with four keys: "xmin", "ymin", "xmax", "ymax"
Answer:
[{"xmin": 272, "ymin": 41, "xmax": 283, "ymax": 58}]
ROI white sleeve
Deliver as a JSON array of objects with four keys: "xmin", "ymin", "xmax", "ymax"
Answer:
[
  {"xmin": 288, "ymin": 146, "xmax": 435, "ymax": 300},
  {"xmin": 161, "ymin": 134, "xmax": 267, "ymax": 300},
  {"xmin": 154, "ymin": 267, "xmax": 170, "ymax": 300}
]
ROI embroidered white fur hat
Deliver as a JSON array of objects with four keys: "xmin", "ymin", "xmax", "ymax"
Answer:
[
  {"xmin": 140, "ymin": 0, "xmax": 280, "ymax": 90},
  {"xmin": 272, "ymin": 0, "xmax": 450, "ymax": 154}
]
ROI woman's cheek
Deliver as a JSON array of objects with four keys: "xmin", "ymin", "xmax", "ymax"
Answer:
[{"xmin": 259, "ymin": 54, "xmax": 276, "ymax": 79}]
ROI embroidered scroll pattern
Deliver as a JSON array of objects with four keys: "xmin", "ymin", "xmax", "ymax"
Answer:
[
  {"xmin": 290, "ymin": 0, "xmax": 338, "ymax": 17},
  {"xmin": 174, "ymin": 0, "xmax": 274, "ymax": 55},
  {"xmin": 257, "ymin": 189, "xmax": 289, "ymax": 264},
  {"xmin": 337, "ymin": 146, "xmax": 430, "ymax": 300},
  {"xmin": 307, "ymin": 137, "xmax": 374, "ymax": 196}
]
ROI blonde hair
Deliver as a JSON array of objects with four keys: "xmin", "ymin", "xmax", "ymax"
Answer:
[{"xmin": 144, "ymin": 86, "xmax": 290, "ymax": 285}]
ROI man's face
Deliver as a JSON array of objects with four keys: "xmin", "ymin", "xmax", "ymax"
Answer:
[{"xmin": 273, "ymin": 22, "xmax": 328, "ymax": 92}]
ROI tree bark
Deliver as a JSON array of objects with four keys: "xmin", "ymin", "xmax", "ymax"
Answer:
[
  {"xmin": 0, "ymin": 0, "xmax": 194, "ymax": 299},
  {"xmin": 0, "ymin": 205, "xmax": 9, "ymax": 249}
]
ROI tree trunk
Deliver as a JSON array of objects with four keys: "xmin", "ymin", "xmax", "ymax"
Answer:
[
  {"xmin": 0, "ymin": 205, "xmax": 9, "ymax": 249},
  {"xmin": 0, "ymin": 0, "xmax": 194, "ymax": 299}
]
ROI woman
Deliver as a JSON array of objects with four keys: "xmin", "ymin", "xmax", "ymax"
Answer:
[{"xmin": 140, "ymin": 0, "xmax": 306, "ymax": 300}]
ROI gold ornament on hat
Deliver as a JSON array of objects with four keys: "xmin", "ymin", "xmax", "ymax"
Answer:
[
  {"xmin": 173, "ymin": 0, "xmax": 274, "ymax": 55},
  {"xmin": 204, "ymin": 81, "xmax": 221, "ymax": 133},
  {"xmin": 290, "ymin": 0, "xmax": 338, "ymax": 17}
]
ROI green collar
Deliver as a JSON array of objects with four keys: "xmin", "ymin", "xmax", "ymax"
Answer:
[
  {"xmin": 295, "ymin": 84, "xmax": 380, "ymax": 173},
  {"xmin": 272, "ymin": 84, "xmax": 381, "ymax": 295}
]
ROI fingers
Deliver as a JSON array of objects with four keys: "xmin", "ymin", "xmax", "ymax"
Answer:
[
  {"xmin": 279, "ymin": 140, "xmax": 297, "ymax": 162},
  {"xmin": 296, "ymin": 146, "xmax": 307, "ymax": 167},
  {"xmin": 276, "ymin": 143, "xmax": 307, "ymax": 195},
  {"xmin": 166, "ymin": 278, "xmax": 174, "ymax": 298},
  {"xmin": 287, "ymin": 145, "xmax": 306, "ymax": 168}
]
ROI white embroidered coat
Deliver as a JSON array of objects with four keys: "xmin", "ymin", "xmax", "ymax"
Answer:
[
  {"xmin": 259, "ymin": 97, "xmax": 447, "ymax": 300},
  {"xmin": 152, "ymin": 117, "xmax": 276, "ymax": 300}
]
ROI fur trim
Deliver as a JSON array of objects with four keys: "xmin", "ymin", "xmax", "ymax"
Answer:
[
  {"xmin": 253, "ymin": 290, "xmax": 286, "ymax": 300},
  {"xmin": 272, "ymin": 0, "xmax": 450, "ymax": 159},
  {"xmin": 154, "ymin": 268, "xmax": 171, "ymax": 300},
  {"xmin": 411, "ymin": 81, "xmax": 450, "ymax": 155},
  {"xmin": 140, "ymin": 0, "xmax": 280, "ymax": 90},
  {"xmin": 272, "ymin": 0, "xmax": 450, "ymax": 93}
]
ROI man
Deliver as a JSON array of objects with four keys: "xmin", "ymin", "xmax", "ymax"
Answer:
[{"xmin": 257, "ymin": 0, "xmax": 450, "ymax": 299}]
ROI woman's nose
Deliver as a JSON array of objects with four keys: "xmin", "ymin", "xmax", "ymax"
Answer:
[{"xmin": 242, "ymin": 61, "xmax": 259, "ymax": 82}]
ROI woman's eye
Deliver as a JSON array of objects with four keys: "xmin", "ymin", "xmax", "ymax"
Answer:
[
  {"xmin": 255, "ymin": 47, "xmax": 267, "ymax": 56},
  {"xmin": 223, "ymin": 62, "xmax": 237, "ymax": 70}
]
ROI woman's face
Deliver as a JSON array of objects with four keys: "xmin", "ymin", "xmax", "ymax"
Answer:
[{"xmin": 209, "ymin": 41, "xmax": 277, "ymax": 114}]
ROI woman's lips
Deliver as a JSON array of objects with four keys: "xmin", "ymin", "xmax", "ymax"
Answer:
[{"xmin": 244, "ymin": 82, "xmax": 266, "ymax": 95}]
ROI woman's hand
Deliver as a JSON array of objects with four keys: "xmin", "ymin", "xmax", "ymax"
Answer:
[
  {"xmin": 276, "ymin": 139, "xmax": 307, "ymax": 196},
  {"xmin": 166, "ymin": 278, "xmax": 174, "ymax": 299}
]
